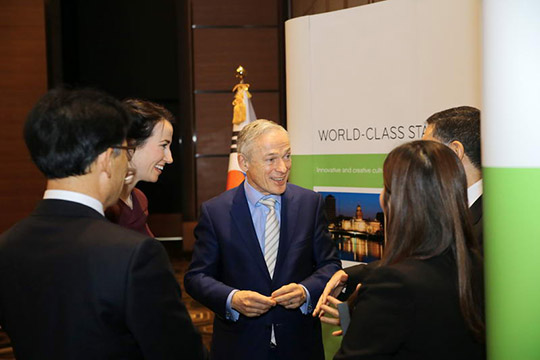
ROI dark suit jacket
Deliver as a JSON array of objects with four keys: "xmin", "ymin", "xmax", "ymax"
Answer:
[
  {"xmin": 184, "ymin": 183, "xmax": 341, "ymax": 360},
  {"xmin": 0, "ymin": 199, "xmax": 204, "ymax": 360},
  {"xmin": 470, "ymin": 195, "xmax": 483, "ymax": 249},
  {"xmin": 335, "ymin": 251, "xmax": 485, "ymax": 360}
]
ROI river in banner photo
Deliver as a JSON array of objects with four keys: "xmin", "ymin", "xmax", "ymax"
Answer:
[{"xmin": 318, "ymin": 190, "xmax": 384, "ymax": 263}]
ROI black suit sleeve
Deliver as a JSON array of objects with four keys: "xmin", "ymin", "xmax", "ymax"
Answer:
[
  {"xmin": 334, "ymin": 266, "xmax": 413, "ymax": 360},
  {"xmin": 125, "ymin": 238, "xmax": 206, "ymax": 360},
  {"xmin": 469, "ymin": 196, "xmax": 483, "ymax": 250},
  {"xmin": 300, "ymin": 194, "xmax": 342, "ymax": 306},
  {"xmin": 339, "ymin": 261, "xmax": 379, "ymax": 301}
]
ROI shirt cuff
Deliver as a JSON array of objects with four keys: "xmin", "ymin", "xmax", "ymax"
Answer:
[
  {"xmin": 226, "ymin": 289, "xmax": 240, "ymax": 321},
  {"xmin": 299, "ymin": 285, "xmax": 312, "ymax": 314},
  {"xmin": 337, "ymin": 302, "xmax": 351, "ymax": 335}
]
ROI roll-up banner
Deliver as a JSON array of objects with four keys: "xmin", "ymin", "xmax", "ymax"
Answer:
[
  {"xmin": 483, "ymin": 1, "xmax": 540, "ymax": 358},
  {"xmin": 286, "ymin": 0, "xmax": 481, "ymax": 266}
]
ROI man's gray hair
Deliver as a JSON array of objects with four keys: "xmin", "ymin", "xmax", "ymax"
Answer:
[{"xmin": 237, "ymin": 119, "xmax": 288, "ymax": 159}]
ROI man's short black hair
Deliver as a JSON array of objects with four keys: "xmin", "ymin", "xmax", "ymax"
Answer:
[
  {"xmin": 24, "ymin": 88, "xmax": 132, "ymax": 179},
  {"xmin": 426, "ymin": 106, "xmax": 481, "ymax": 170}
]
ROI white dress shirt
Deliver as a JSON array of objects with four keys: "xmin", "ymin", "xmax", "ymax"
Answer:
[{"xmin": 467, "ymin": 179, "xmax": 483, "ymax": 208}]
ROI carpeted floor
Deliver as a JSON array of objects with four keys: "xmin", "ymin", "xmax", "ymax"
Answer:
[
  {"xmin": 0, "ymin": 251, "xmax": 213, "ymax": 359},
  {"xmin": 173, "ymin": 252, "xmax": 215, "ymax": 350}
]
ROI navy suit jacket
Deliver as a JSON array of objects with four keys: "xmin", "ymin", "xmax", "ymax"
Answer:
[
  {"xmin": 0, "ymin": 199, "xmax": 204, "ymax": 360},
  {"xmin": 184, "ymin": 182, "xmax": 341, "ymax": 360}
]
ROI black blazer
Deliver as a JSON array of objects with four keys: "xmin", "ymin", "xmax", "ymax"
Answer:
[
  {"xmin": 0, "ymin": 199, "xmax": 204, "ymax": 360},
  {"xmin": 341, "ymin": 195, "xmax": 484, "ymax": 299},
  {"xmin": 335, "ymin": 251, "xmax": 485, "ymax": 360},
  {"xmin": 470, "ymin": 195, "xmax": 483, "ymax": 248}
]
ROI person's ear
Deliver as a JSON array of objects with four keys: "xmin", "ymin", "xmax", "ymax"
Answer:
[
  {"xmin": 238, "ymin": 153, "xmax": 249, "ymax": 173},
  {"xmin": 96, "ymin": 148, "xmax": 115, "ymax": 178},
  {"xmin": 448, "ymin": 140, "xmax": 465, "ymax": 161}
]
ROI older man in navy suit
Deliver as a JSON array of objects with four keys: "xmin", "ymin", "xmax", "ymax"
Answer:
[{"xmin": 185, "ymin": 119, "xmax": 341, "ymax": 360}]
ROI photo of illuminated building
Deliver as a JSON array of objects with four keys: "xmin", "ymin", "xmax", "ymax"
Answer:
[{"xmin": 319, "ymin": 191, "xmax": 384, "ymax": 263}]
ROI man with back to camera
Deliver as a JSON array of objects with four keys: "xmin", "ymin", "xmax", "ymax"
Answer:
[
  {"xmin": 0, "ymin": 88, "xmax": 205, "ymax": 360},
  {"xmin": 423, "ymin": 106, "xmax": 482, "ymax": 244},
  {"xmin": 313, "ymin": 106, "xmax": 482, "ymax": 319},
  {"xmin": 184, "ymin": 119, "xmax": 341, "ymax": 360}
]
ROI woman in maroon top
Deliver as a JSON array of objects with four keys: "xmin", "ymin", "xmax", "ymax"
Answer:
[{"xmin": 106, "ymin": 99, "xmax": 174, "ymax": 236}]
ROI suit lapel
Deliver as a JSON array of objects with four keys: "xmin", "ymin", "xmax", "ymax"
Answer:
[
  {"xmin": 470, "ymin": 195, "xmax": 482, "ymax": 226},
  {"xmin": 230, "ymin": 185, "xmax": 270, "ymax": 278},
  {"xmin": 274, "ymin": 186, "xmax": 298, "ymax": 280}
]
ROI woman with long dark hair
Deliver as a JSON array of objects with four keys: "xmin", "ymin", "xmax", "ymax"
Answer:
[{"xmin": 334, "ymin": 140, "xmax": 484, "ymax": 359}]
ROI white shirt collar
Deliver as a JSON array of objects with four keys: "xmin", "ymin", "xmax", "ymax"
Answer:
[
  {"xmin": 43, "ymin": 190, "xmax": 105, "ymax": 216},
  {"xmin": 467, "ymin": 179, "xmax": 483, "ymax": 208}
]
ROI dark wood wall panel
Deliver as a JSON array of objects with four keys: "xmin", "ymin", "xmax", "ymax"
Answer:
[
  {"xmin": 195, "ymin": 94, "xmax": 233, "ymax": 155},
  {"xmin": 195, "ymin": 92, "xmax": 280, "ymax": 155},
  {"xmin": 291, "ymin": 0, "xmax": 385, "ymax": 17},
  {"xmin": 0, "ymin": 0, "xmax": 48, "ymax": 232},
  {"xmin": 192, "ymin": 0, "xmax": 278, "ymax": 26},
  {"xmin": 251, "ymin": 93, "xmax": 281, "ymax": 124},
  {"xmin": 0, "ymin": 0, "xmax": 44, "ymax": 26},
  {"xmin": 185, "ymin": 0, "xmax": 284, "ymax": 218},
  {"xmin": 196, "ymin": 157, "xmax": 229, "ymax": 206},
  {"xmin": 193, "ymin": 29, "xmax": 279, "ymax": 91}
]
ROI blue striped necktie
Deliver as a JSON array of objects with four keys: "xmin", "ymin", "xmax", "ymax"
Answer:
[{"xmin": 259, "ymin": 197, "xmax": 279, "ymax": 278}]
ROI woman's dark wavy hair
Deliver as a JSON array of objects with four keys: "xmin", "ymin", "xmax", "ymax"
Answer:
[
  {"xmin": 380, "ymin": 140, "xmax": 484, "ymax": 341},
  {"xmin": 24, "ymin": 88, "xmax": 131, "ymax": 179},
  {"xmin": 123, "ymin": 99, "xmax": 174, "ymax": 148}
]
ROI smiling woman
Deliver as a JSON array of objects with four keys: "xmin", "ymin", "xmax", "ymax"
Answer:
[{"xmin": 105, "ymin": 99, "xmax": 174, "ymax": 236}]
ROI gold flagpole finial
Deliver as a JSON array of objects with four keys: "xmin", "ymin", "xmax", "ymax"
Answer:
[
  {"xmin": 232, "ymin": 66, "xmax": 251, "ymax": 125},
  {"xmin": 235, "ymin": 66, "xmax": 246, "ymax": 83}
]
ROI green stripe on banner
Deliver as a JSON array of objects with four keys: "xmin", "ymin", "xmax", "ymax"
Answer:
[
  {"xmin": 289, "ymin": 153, "xmax": 386, "ymax": 359},
  {"xmin": 289, "ymin": 154, "xmax": 387, "ymax": 189},
  {"xmin": 484, "ymin": 167, "xmax": 540, "ymax": 360}
]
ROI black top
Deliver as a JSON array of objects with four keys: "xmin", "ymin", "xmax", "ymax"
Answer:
[{"xmin": 335, "ymin": 251, "xmax": 485, "ymax": 360}]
